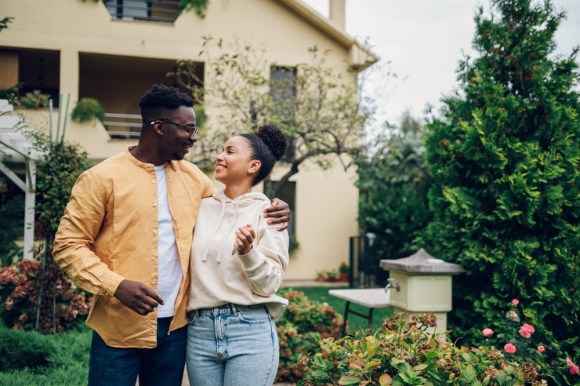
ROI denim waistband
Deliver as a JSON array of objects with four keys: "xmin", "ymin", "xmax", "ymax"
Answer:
[{"xmin": 187, "ymin": 303, "xmax": 265, "ymax": 319}]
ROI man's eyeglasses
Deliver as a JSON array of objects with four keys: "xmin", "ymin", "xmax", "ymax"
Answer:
[{"xmin": 151, "ymin": 119, "xmax": 198, "ymax": 136}]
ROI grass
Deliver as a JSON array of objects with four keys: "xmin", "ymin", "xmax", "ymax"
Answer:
[
  {"xmin": 0, "ymin": 285, "xmax": 390, "ymax": 384},
  {"xmin": 0, "ymin": 325, "xmax": 91, "ymax": 386}
]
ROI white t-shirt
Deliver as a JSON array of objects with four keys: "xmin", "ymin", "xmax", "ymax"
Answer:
[{"xmin": 154, "ymin": 165, "xmax": 182, "ymax": 318}]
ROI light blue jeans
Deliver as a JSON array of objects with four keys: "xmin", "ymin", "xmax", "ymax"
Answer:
[{"xmin": 186, "ymin": 304, "xmax": 279, "ymax": 386}]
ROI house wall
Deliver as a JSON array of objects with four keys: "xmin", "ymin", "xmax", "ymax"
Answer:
[{"xmin": 0, "ymin": 0, "xmax": 365, "ymax": 280}]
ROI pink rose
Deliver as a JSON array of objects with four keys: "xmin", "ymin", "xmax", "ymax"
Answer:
[
  {"xmin": 537, "ymin": 345, "xmax": 545, "ymax": 353},
  {"xmin": 506, "ymin": 310, "xmax": 519, "ymax": 321},
  {"xmin": 504, "ymin": 343, "xmax": 516, "ymax": 354},
  {"xmin": 571, "ymin": 365, "xmax": 579, "ymax": 375},
  {"xmin": 519, "ymin": 328, "xmax": 532, "ymax": 338},
  {"xmin": 482, "ymin": 328, "xmax": 494, "ymax": 337},
  {"xmin": 511, "ymin": 299, "xmax": 519, "ymax": 306},
  {"xmin": 4, "ymin": 297, "xmax": 14, "ymax": 311},
  {"xmin": 521, "ymin": 323, "xmax": 534, "ymax": 333}
]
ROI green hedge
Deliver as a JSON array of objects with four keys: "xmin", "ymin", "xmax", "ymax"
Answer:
[{"xmin": 422, "ymin": 0, "xmax": 579, "ymax": 383}]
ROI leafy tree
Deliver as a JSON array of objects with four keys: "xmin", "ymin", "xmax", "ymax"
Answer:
[
  {"xmin": 27, "ymin": 132, "xmax": 92, "ymax": 332},
  {"xmin": 357, "ymin": 113, "xmax": 431, "ymax": 283},
  {"xmin": 31, "ymin": 133, "xmax": 92, "ymax": 244},
  {"xmin": 172, "ymin": 37, "xmax": 371, "ymax": 197},
  {"xmin": 423, "ymin": 0, "xmax": 579, "ymax": 382}
]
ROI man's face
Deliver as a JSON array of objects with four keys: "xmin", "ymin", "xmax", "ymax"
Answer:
[{"xmin": 158, "ymin": 106, "xmax": 197, "ymax": 161}]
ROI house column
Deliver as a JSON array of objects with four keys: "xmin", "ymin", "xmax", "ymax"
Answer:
[{"xmin": 59, "ymin": 48, "xmax": 79, "ymax": 103}]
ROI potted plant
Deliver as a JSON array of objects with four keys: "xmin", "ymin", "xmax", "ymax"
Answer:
[
  {"xmin": 338, "ymin": 261, "xmax": 349, "ymax": 282},
  {"xmin": 18, "ymin": 90, "xmax": 50, "ymax": 108},
  {"xmin": 315, "ymin": 270, "xmax": 326, "ymax": 282},
  {"xmin": 71, "ymin": 97, "xmax": 105, "ymax": 123},
  {"xmin": 326, "ymin": 269, "xmax": 339, "ymax": 283}
]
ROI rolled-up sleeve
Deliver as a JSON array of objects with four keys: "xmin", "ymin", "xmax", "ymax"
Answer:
[{"xmin": 52, "ymin": 170, "xmax": 124, "ymax": 296}]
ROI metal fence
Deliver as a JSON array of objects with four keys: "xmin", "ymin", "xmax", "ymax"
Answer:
[{"xmin": 348, "ymin": 234, "xmax": 390, "ymax": 288}]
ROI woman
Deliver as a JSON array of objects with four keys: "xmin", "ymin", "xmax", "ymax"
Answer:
[{"xmin": 186, "ymin": 125, "xmax": 289, "ymax": 386}]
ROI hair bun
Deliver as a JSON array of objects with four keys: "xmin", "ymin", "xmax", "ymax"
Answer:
[{"xmin": 256, "ymin": 125, "xmax": 288, "ymax": 161}]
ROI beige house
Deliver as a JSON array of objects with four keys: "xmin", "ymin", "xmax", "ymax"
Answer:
[{"xmin": 0, "ymin": 0, "xmax": 377, "ymax": 279}]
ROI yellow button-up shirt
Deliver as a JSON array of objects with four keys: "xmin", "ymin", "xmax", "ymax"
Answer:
[{"xmin": 53, "ymin": 149, "xmax": 214, "ymax": 348}]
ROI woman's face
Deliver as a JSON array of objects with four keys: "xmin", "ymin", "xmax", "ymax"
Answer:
[{"xmin": 215, "ymin": 136, "xmax": 258, "ymax": 185}]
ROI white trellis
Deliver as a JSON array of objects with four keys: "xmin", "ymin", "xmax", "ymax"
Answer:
[{"xmin": 0, "ymin": 99, "xmax": 45, "ymax": 259}]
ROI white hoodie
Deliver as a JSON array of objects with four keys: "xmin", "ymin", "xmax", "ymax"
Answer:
[{"xmin": 187, "ymin": 190, "xmax": 289, "ymax": 320}]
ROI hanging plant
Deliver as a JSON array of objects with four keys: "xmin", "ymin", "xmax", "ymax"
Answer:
[
  {"xmin": 71, "ymin": 97, "xmax": 105, "ymax": 123},
  {"xmin": 178, "ymin": 0, "xmax": 209, "ymax": 18}
]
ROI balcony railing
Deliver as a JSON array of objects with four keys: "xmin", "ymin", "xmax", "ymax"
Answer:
[
  {"xmin": 103, "ymin": 113, "xmax": 142, "ymax": 139},
  {"xmin": 104, "ymin": 0, "xmax": 180, "ymax": 23}
]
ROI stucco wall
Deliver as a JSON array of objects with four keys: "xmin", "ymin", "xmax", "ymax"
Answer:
[{"xmin": 1, "ymin": 0, "xmax": 364, "ymax": 280}]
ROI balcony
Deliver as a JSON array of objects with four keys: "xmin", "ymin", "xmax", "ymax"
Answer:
[{"xmin": 104, "ymin": 0, "xmax": 180, "ymax": 23}]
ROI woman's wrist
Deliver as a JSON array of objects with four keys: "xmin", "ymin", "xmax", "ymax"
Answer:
[{"xmin": 238, "ymin": 245, "xmax": 253, "ymax": 255}]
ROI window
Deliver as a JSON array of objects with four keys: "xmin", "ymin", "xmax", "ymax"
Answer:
[
  {"xmin": 269, "ymin": 66, "xmax": 297, "ymax": 161},
  {"xmin": 269, "ymin": 66, "xmax": 296, "ymax": 103},
  {"xmin": 104, "ymin": 0, "xmax": 180, "ymax": 23}
]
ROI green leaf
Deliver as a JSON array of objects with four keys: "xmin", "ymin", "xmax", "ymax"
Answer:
[{"xmin": 338, "ymin": 375, "xmax": 361, "ymax": 385}]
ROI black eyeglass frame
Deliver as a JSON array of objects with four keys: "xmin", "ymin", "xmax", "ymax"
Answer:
[{"xmin": 151, "ymin": 119, "xmax": 198, "ymax": 136}]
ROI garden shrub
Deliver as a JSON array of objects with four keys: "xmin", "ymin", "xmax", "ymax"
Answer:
[
  {"xmin": 31, "ymin": 133, "xmax": 92, "ymax": 242},
  {"xmin": 422, "ymin": 0, "xmax": 580, "ymax": 379},
  {"xmin": 276, "ymin": 289, "xmax": 343, "ymax": 383},
  {"xmin": 0, "ymin": 327, "xmax": 55, "ymax": 371},
  {"xmin": 297, "ymin": 313, "xmax": 548, "ymax": 386},
  {"xmin": 0, "ymin": 253, "xmax": 90, "ymax": 333},
  {"xmin": 478, "ymin": 298, "xmax": 579, "ymax": 385}
]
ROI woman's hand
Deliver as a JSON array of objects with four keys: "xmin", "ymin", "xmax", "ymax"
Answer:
[{"xmin": 235, "ymin": 224, "xmax": 256, "ymax": 255}]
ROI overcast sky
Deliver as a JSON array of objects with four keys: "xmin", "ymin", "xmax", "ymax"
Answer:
[{"xmin": 302, "ymin": 0, "xmax": 580, "ymax": 126}]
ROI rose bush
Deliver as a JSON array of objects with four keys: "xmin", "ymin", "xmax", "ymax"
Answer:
[
  {"xmin": 297, "ymin": 312, "xmax": 546, "ymax": 385},
  {"xmin": 0, "ymin": 251, "xmax": 90, "ymax": 333},
  {"xmin": 480, "ymin": 299, "xmax": 579, "ymax": 385}
]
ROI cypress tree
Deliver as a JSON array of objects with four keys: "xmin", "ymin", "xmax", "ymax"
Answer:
[{"xmin": 423, "ymin": 0, "xmax": 579, "ymax": 378}]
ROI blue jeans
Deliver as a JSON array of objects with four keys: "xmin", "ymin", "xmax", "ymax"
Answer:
[
  {"xmin": 88, "ymin": 317, "xmax": 186, "ymax": 386},
  {"xmin": 186, "ymin": 304, "xmax": 279, "ymax": 386}
]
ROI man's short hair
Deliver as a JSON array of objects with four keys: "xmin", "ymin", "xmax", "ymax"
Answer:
[{"xmin": 139, "ymin": 84, "xmax": 194, "ymax": 123}]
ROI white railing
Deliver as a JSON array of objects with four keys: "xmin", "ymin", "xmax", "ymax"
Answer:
[{"xmin": 103, "ymin": 112, "xmax": 142, "ymax": 139}]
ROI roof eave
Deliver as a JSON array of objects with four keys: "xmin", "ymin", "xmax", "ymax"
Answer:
[{"xmin": 276, "ymin": 0, "xmax": 379, "ymax": 71}]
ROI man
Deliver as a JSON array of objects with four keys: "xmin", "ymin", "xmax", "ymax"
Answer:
[{"xmin": 52, "ymin": 84, "xmax": 289, "ymax": 386}]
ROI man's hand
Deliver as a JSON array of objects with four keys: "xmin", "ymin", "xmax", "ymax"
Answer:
[
  {"xmin": 114, "ymin": 279, "xmax": 164, "ymax": 316},
  {"xmin": 263, "ymin": 198, "xmax": 291, "ymax": 231}
]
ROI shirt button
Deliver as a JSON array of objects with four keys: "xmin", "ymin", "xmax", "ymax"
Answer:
[
  {"xmin": 153, "ymin": 203, "xmax": 157, "ymax": 207},
  {"xmin": 151, "ymin": 179, "xmax": 155, "ymax": 184}
]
